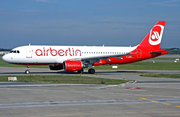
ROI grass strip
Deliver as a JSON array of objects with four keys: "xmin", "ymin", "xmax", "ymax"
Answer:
[
  {"xmin": 140, "ymin": 73, "xmax": 180, "ymax": 79},
  {"xmin": 0, "ymin": 75, "xmax": 128, "ymax": 85},
  {"xmin": 93, "ymin": 61, "xmax": 180, "ymax": 70},
  {"xmin": 149, "ymin": 58, "xmax": 178, "ymax": 60},
  {"xmin": 0, "ymin": 58, "xmax": 48, "ymax": 68}
]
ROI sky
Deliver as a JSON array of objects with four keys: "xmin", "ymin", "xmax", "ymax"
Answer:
[{"xmin": 0, "ymin": 0, "xmax": 180, "ymax": 49}]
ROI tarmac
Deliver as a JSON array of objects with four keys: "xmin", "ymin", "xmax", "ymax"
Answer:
[{"xmin": 0, "ymin": 67, "xmax": 180, "ymax": 117}]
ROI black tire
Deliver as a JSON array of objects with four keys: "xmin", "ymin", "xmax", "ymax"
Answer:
[
  {"xmin": 88, "ymin": 69, "xmax": 95, "ymax": 74},
  {"xmin": 77, "ymin": 69, "xmax": 84, "ymax": 74},
  {"xmin": 25, "ymin": 70, "xmax": 30, "ymax": 74}
]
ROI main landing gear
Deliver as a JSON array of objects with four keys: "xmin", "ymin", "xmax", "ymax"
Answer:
[
  {"xmin": 77, "ymin": 68, "xmax": 95, "ymax": 74},
  {"xmin": 25, "ymin": 65, "xmax": 30, "ymax": 74},
  {"xmin": 88, "ymin": 69, "xmax": 95, "ymax": 74},
  {"xmin": 86, "ymin": 64, "xmax": 95, "ymax": 74}
]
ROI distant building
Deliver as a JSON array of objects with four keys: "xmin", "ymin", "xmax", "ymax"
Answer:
[{"xmin": 0, "ymin": 51, "xmax": 9, "ymax": 55}]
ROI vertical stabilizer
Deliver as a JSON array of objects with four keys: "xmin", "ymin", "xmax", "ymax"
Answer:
[{"xmin": 138, "ymin": 21, "xmax": 165, "ymax": 50}]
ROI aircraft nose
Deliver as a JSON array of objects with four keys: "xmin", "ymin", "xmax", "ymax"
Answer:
[{"xmin": 2, "ymin": 54, "xmax": 11, "ymax": 63}]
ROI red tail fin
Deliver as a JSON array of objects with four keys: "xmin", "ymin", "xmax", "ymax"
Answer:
[{"xmin": 138, "ymin": 21, "xmax": 165, "ymax": 50}]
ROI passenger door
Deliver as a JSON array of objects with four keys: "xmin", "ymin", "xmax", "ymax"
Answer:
[{"xmin": 26, "ymin": 48, "xmax": 32, "ymax": 58}]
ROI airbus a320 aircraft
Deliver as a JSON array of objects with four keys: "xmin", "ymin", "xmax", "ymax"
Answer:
[{"xmin": 2, "ymin": 21, "xmax": 168, "ymax": 74}]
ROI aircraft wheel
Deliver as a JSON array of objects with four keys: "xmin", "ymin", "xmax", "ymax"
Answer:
[
  {"xmin": 88, "ymin": 69, "xmax": 95, "ymax": 74},
  {"xmin": 25, "ymin": 70, "xmax": 30, "ymax": 74}
]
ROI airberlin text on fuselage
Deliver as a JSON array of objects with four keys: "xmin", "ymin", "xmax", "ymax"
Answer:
[{"xmin": 35, "ymin": 47, "xmax": 81, "ymax": 56}]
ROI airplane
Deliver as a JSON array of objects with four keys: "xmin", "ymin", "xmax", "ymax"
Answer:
[{"xmin": 2, "ymin": 21, "xmax": 168, "ymax": 74}]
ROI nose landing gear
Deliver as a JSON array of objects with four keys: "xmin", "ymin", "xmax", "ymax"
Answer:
[
  {"xmin": 25, "ymin": 65, "xmax": 30, "ymax": 74},
  {"xmin": 25, "ymin": 70, "xmax": 30, "ymax": 74}
]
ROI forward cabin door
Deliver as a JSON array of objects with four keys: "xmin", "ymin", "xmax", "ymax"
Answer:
[{"xmin": 26, "ymin": 48, "xmax": 32, "ymax": 58}]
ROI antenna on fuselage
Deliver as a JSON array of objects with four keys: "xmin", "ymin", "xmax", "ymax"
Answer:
[{"xmin": 29, "ymin": 43, "xmax": 31, "ymax": 46}]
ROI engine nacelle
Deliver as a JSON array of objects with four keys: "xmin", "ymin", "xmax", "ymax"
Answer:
[
  {"xmin": 63, "ymin": 61, "xmax": 83, "ymax": 72},
  {"xmin": 49, "ymin": 65, "xmax": 63, "ymax": 70}
]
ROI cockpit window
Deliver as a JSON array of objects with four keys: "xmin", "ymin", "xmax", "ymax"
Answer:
[{"xmin": 10, "ymin": 50, "xmax": 20, "ymax": 54}]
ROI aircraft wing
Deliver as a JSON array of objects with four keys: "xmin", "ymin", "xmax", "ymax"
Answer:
[
  {"xmin": 65, "ymin": 45, "xmax": 139, "ymax": 63},
  {"xmin": 67, "ymin": 52, "xmax": 134, "ymax": 63},
  {"xmin": 95, "ymin": 52, "xmax": 134, "ymax": 60}
]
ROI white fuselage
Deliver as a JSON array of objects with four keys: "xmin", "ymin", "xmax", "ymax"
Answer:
[{"xmin": 3, "ymin": 45, "xmax": 137, "ymax": 65}]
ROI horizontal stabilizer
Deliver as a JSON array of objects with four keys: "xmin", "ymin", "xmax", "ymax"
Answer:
[{"xmin": 150, "ymin": 50, "xmax": 168, "ymax": 54}]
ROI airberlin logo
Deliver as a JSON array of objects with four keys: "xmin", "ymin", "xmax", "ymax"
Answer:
[
  {"xmin": 35, "ymin": 47, "xmax": 81, "ymax": 56},
  {"xmin": 151, "ymin": 31, "xmax": 160, "ymax": 41},
  {"xmin": 149, "ymin": 25, "xmax": 164, "ymax": 45}
]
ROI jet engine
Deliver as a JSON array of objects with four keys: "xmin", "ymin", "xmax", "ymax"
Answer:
[
  {"xmin": 49, "ymin": 65, "xmax": 63, "ymax": 70},
  {"xmin": 63, "ymin": 60, "xmax": 83, "ymax": 72}
]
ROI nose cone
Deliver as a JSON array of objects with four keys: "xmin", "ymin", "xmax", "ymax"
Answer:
[{"xmin": 2, "ymin": 54, "xmax": 11, "ymax": 63}]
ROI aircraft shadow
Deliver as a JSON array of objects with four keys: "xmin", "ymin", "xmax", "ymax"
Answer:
[{"xmin": 0, "ymin": 70, "xmax": 149, "ymax": 75}]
